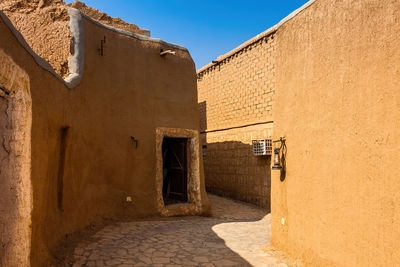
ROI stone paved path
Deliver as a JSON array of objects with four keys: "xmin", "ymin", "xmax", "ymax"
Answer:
[{"xmin": 72, "ymin": 195, "xmax": 295, "ymax": 267}]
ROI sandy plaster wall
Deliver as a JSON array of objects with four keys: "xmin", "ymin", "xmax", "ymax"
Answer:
[
  {"xmin": 271, "ymin": 0, "xmax": 400, "ymax": 266},
  {"xmin": 0, "ymin": 0, "xmax": 72, "ymax": 77},
  {"xmin": 66, "ymin": 1, "xmax": 150, "ymax": 37},
  {"xmin": 0, "ymin": 9, "xmax": 209, "ymax": 266},
  {"xmin": 0, "ymin": 49, "xmax": 32, "ymax": 267},
  {"xmin": 0, "ymin": 0, "xmax": 149, "ymax": 78}
]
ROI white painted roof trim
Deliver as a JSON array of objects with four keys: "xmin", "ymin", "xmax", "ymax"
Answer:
[
  {"xmin": 197, "ymin": 0, "xmax": 317, "ymax": 73},
  {"xmin": 64, "ymin": 7, "xmax": 85, "ymax": 89},
  {"xmin": 0, "ymin": 7, "xmax": 188, "ymax": 89},
  {"xmin": 275, "ymin": 0, "xmax": 316, "ymax": 28}
]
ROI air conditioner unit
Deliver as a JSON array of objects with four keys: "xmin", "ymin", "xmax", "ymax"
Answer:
[{"xmin": 252, "ymin": 139, "xmax": 272, "ymax": 156}]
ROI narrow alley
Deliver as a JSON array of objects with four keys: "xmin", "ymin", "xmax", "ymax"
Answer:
[{"xmin": 70, "ymin": 195, "xmax": 296, "ymax": 267}]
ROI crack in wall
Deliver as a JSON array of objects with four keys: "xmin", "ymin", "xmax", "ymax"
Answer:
[{"xmin": 1, "ymin": 97, "xmax": 11, "ymax": 154}]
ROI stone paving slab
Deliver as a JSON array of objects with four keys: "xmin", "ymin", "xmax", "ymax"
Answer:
[{"xmin": 71, "ymin": 195, "xmax": 298, "ymax": 267}]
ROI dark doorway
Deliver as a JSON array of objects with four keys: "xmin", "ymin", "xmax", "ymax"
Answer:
[{"xmin": 162, "ymin": 137, "xmax": 188, "ymax": 205}]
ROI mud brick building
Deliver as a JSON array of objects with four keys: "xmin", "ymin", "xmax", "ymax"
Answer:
[
  {"xmin": 199, "ymin": 0, "xmax": 400, "ymax": 265},
  {"xmin": 0, "ymin": 1, "xmax": 209, "ymax": 266},
  {"xmin": 197, "ymin": 27, "xmax": 276, "ymax": 208},
  {"xmin": 271, "ymin": 0, "xmax": 400, "ymax": 266},
  {"xmin": 1, "ymin": 0, "xmax": 400, "ymax": 266}
]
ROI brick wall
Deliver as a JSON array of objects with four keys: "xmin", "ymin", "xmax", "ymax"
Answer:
[{"xmin": 197, "ymin": 31, "xmax": 276, "ymax": 209}]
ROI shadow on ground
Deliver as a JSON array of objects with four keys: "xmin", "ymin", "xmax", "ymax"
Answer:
[{"xmin": 64, "ymin": 195, "xmax": 292, "ymax": 266}]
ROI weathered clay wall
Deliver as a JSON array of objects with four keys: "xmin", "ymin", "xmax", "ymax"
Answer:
[
  {"xmin": 0, "ymin": 0, "xmax": 72, "ymax": 77},
  {"xmin": 66, "ymin": 1, "xmax": 150, "ymax": 37},
  {"xmin": 0, "ymin": 49, "xmax": 32, "ymax": 267},
  {"xmin": 271, "ymin": 0, "xmax": 400, "ymax": 266},
  {"xmin": 0, "ymin": 0, "xmax": 147, "ymax": 78},
  {"xmin": 0, "ymin": 8, "xmax": 208, "ymax": 266},
  {"xmin": 197, "ymin": 32, "xmax": 275, "ymax": 208}
]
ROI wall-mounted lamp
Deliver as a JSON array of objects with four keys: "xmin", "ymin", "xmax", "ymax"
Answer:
[
  {"xmin": 272, "ymin": 147, "xmax": 283, "ymax": 170},
  {"xmin": 272, "ymin": 137, "xmax": 287, "ymax": 181}
]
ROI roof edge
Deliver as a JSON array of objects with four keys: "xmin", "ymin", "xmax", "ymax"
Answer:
[
  {"xmin": 76, "ymin": 8, "xmax": 188, "ymax": 51},
  {"xmin": 0, "ymin": 10, "xmax": 65, "ymax": 83},
  {"xmin": 197, "ymin": 0, "xmax": 317, "ymax": 74},
  {"xmin": 0, "ymin": 8, "xmax": 189, "ymax": 90}
]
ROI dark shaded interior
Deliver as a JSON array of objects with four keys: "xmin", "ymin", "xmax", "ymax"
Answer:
[{"xmin": 162, "ymin": 137, "xmax": 188, "ymax": 205}]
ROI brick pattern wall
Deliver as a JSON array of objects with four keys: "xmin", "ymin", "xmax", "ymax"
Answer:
[
  {"xmin": 198, "ymin": 33, "xmax": 276, "ymax": 132},
  {"xmin": 197, "ymin": 32, "xmax": 276, "ymax": 209},
  {"xmin": 203, "ymin": 124, "xmax": 273, "ymax": 208}
]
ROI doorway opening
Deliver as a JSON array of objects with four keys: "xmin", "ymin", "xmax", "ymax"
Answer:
[{"xmin": 162, "ymin": 137, "xmax": 188, "ymax": 205}]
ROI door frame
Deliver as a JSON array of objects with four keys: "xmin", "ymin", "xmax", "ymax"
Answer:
[
  {"xmin": 155, "ymin": 127, "xmax": 202, "ymax": 216},
  {"xmin": 162, "ymin": 137, "xmax": 188, "ymax": 203}
]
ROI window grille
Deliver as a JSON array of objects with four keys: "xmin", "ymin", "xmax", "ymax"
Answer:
[{"xmin": 252, "ymin": 139, "xmax": 272, "ymax": 156}]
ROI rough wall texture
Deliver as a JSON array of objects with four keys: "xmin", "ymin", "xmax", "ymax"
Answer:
[
  {"xmin": 0, "ymin": 0, "xmax": 72, "ymax": 77},
  {"xmin": 272, "ymin": 0, "xmax": 400, "ymax": 266},
  {"xmin": 66, "ymin": 1, "xmax": 150, "ymax": 37},
  {"xmin": 0, "ymin": 8, "xmax": 208, "ymax": 266},
  {"xmin": 0, "ymin": 49, "xmax": 32, "ymax": 267},
  {"xmin": 197, "ymin": 33, "xmax": 275, "ymax": 208},
  {"xmin": 0, "ymin": 0, "xmax": 147, "ymax": 78}
]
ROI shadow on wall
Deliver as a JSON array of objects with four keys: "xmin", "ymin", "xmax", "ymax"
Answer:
[
  {"xmin": 203, "ymin": 140, "xmax": 271, "ymax": 211},
  {"xmin": 198, "ymin": 101, "xmax": 272, "ymax": 210},
  {"xmin": 198, "ymin": 101, "xmax": 207, "ymax": 132}
]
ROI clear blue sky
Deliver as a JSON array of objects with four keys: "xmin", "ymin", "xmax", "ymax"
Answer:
[{"xmin": 64, "ymin": 0, "xmax": 309, "ymax": 69}]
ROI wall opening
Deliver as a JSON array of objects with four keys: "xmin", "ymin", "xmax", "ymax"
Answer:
[
  {"xmin": 162, "ymin": 137, "xmax": 188, "ymax": 205},
  {"xmin": 156, "ymin": 127, "xmax": 202, "ymax": 216},
  {"xmin": 57, "ymin": 126, "xmax": 70, "ymax": 212}
]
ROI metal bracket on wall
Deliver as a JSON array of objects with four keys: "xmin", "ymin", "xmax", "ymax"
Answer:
[
  {"xmin": 130, "ymin": 136, "xmax": 138, "ymax": 148},
  {"xmin": 98, "ymin": 36, "xmax": 106, "ymax": 56},
  {"xmin": 160, "ymin": 49, "xmax": 176, "ymax": 56}
]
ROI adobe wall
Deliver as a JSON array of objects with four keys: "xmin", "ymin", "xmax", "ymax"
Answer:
[
  {"xmin": 0, "ymin": 7, "xmax": 209, "ymax": 266},
  {"xmin": 0, "ymin": 50, "xmax": 32, "ymax": 267},
  {"xmin": 197, "ymin": 32, "xmax": 275, "ymax": 208},
  {"xmin": 0, "ymin": 0, "xmax": 148, "ymax": 78},
  {"xmin": 66, "ymin": 1, "xmax": 149, "ymax": 37},
  {"xmin": 272, "ymin": 0, "xmax": 400, "ymax": 266}
]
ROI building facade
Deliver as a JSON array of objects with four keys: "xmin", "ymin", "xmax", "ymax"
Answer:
[
  {"xmin": 0, "ymin": 3, "xmax": 209, "ymax": 266},
  {"xmin": 198, "ymin": 0, "xmax": 400, "ymax": 265},
  {"xmin": 271, "ymin": 0, "xmax": 400, "ymax": 266},
  {"xmin": 197, "ymin": 28, "xmax": 276, "ymax": 208}
]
